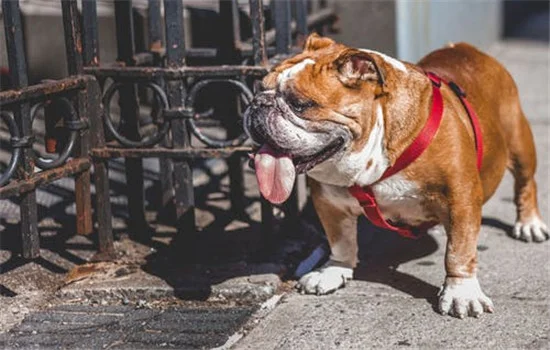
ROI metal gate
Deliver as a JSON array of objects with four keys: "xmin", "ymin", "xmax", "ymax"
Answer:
[
  {"xmin": 0, "ymin": 0, "xmax": 336, "ymax": 260},
  {"xmin": 0, "ymin": 0, "xmax": 112, "ymax": 259}
]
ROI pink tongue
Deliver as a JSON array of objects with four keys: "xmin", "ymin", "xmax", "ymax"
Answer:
[{"xmin": 254, "ymin": 144, "xmax": 296, "ymax": 204}]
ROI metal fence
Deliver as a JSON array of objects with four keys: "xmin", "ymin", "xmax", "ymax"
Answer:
[{"xmin": 0, "ymin": 0, "xmax": 336, "ymax": 260}]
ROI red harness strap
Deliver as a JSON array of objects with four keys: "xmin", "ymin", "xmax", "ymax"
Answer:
[{"xmin": 349, "ymin": 72, "xmax": 483, "ymax": 239}]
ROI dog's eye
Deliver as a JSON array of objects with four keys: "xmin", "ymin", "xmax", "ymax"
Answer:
[{"xmin": 287, "ymin": 96, "xmax": 316, "ymax": 113}]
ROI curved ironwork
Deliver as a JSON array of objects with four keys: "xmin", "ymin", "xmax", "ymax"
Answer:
[
  {"xmin": 30, "ymin": 98, "xmax": 81, "ymax": 170},
  {"xmin": 102, "ymin": 81, "xmax": 170, "ymax": 147},
  {"xmin": 0, "ymin": 111, "xmax": 22, "ymax": 186},
  {"xmin": 185, "ymin": 79, "xmax": 253, "ymax": 148}
]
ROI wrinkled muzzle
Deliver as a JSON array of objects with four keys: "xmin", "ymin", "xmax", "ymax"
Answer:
[{"xmin": 244, "ymin": 91, "xmax": 351, "ymax": 204}]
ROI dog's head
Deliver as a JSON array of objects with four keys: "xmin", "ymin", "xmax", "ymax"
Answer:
[{"xmin": 245, "ymin": 34, "xmax": 408, "ymax": 203}]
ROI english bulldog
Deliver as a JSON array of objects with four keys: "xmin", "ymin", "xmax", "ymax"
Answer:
[{"xmin": 243, "ymin": 34, "xmax": 548, "ymax": 318}]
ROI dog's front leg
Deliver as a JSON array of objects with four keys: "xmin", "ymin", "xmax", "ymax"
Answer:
[
  {"xmin": 298, "ymin": 180, "xmax": 360, "ymax": 295},
  {"xmin": 438, "ymin": 180, "xmax": 494, "ymax": 318}
]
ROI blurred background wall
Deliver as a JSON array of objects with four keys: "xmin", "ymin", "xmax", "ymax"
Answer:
[
  {"xmin": 0, "ymin": 0, "xmax": 549, "ymax": 84},
  {"xmin": 395, "ymin": 0, "xmax": 501, "ymax": 62}
]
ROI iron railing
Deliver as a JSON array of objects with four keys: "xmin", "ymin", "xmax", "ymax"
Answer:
[
  {"xmin": 0, "ymin": 0, "xmax": 113, "ymax": 259},
  {"xmin": 0, "ymin": 0, "xmax": 337, "ymax": 259}
]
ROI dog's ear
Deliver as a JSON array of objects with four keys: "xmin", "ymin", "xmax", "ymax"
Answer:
[
  {"xmin": 304, "ymin": 33, "xmax": 335, "ymax": 51},
  {"xmin": 335, "ymin": 49, "xmax": 385, "ymax": 88}
]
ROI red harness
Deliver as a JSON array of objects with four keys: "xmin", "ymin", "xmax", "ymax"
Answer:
[{"xmin": 348, "ymin": 72, "xmax": 483, "ymax": 239}]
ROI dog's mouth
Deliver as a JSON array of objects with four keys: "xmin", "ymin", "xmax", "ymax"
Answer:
[
  {"xmin": 250, "ymin": 136, "xmax": 345, "ymax": 205},
  {"xmin": 245, "ymin": 91, "xmax": 350, "ymax": 204}
]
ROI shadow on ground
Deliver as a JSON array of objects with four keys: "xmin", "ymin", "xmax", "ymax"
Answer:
[{"xmin": 1, "ymin": 151, "xmax": 520, "ymax": 305}]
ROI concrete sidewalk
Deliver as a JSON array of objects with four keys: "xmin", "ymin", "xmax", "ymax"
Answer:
[{"xmin": 234, "ymin": 41, "xmax": 550, "ymax": 349}]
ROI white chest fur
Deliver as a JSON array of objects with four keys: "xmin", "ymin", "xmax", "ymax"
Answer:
[
  {"xmin": 371, "ymin": 174, "xmax": 428, "ymax": 226},
  {"xmin": 318, "ymin": 175, "xmax": 429, "ymax": 227},
  {"xmin": 307, "ymin": 104, "xmax": 389, "ymax": 187}
]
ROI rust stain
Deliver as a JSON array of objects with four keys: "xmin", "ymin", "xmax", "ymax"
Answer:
[{"xmin": 76, "ymin": 37, "xmax": 82, "ymax": 54}]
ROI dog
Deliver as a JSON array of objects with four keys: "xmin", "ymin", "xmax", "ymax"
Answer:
[{"xmin": 243, "ymin": 34, "xmax": 548, "ymax": 318}]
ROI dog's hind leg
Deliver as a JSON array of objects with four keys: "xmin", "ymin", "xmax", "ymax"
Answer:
[{"xmin": 505, "ymin": 109, "xmax": 548, "ymax": 242}]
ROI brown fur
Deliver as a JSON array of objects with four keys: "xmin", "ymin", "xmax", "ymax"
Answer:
[{"xmin": 264, "ymin": 35, "xmax": 544, "ymax": 308}]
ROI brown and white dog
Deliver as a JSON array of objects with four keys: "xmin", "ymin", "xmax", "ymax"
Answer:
[{"xmin": 244, "ymin": 34, "xmax": 548, "ymax": 318}]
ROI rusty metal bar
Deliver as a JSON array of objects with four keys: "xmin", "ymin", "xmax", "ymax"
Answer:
[
  {"xmin": 219, "ymin": 0, "xmax": 245, "ymax": 217},
  {"xmin": 115, "ymin": 45, "xmax": 278, "ymax": 60},
  {"xmin": 250, "ymin": 0, "xmax": 273, "ymax": 233},
  {"xmin": 219, "ymin": 0, "xmax": 242, "ymax": 52},
  {"xmin": 219, "ymin": 0, "xmax": 240, "ymax": 60},
  {"xmin": 81, "ymin": 1, "xmax": 114, "ymax": 254},
  {"xmin": 274, "ymin": 0, "xmax": 291, "ymax": 54},
  {"xmin": 249, "ymin": 0, "xmax": 267, "ymax": 66},
  {"xmin": 61, "ymin": 0, "xmax": 84, "ymax": 75},
  {"xmin": 248, "ymin": 0, "xmax": 274, "ymax": 231},
  {"xmin": 163, "ymin": 0, "xmax": 195, "ymax": 234},
  {"xmin": 294, "ymin": 0, "xmax": 308, "ymax": 47},
  {"xmin": 86, "ymin": 79, "xmax": 115, "ymax": 257},
  {"xmin": 114, "ymin": 0, "xmax": 149, "ymax": 241},
  {"xmin": 147, "ymin": 0, "xmax": 163, "ymax": 52},
  {"xmin": 61, "ymin": 0, "xmax": 93, "ymax": 236},
  {"xmin": 0, "ymin": 159, "xmax": 90, "ymax": 200},
  {"xmin": 0, "ymin": 76, "xmax": 89, "ymax": 106},
  {"xmin": 83, "ymin": 65, "xmax": 268, "ymax": 80},
  {"xmin": 280, "ymin": 0, "xmax": 308, "ymax": 222},
  {"xmin": 91, "ymin": 146, "xmax": 252, "ymax": 159},
  {"xmin": 82, "ymin": 0, "xmax": 100, "ymax": 66},
  {"xmin": 147, "ymin": 0, "xmax": 174, "ymax": 224},
  {"xmin": 2, "ymin": 0, "xmax": 40, "ymax": 259}
]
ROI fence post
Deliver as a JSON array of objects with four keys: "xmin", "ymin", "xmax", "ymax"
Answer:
[
  {"xmin": 163, "ymin": 0, "xmax": 195, "ymax": 234},
  {"xmin": 250, "ymin": 0, "xmax": 268, "ymax": 66},
  {"xmin": 114, "ymin": 0, "xmax": 150, "ymax": 241},
  {"xmin": 148, "ymin": 0, "xmax": 175, "ymax": 224},
  {"xmin": 81, "ymin": 0, "xmax": 115, "ymax": 256},
  {"xmin": 295, "ymin": 0, "xmax": 309, "ymax": 47},
  {"xmin": 274, "ymin": 0, "xmax": 291, "ymax": 55},
  {"xmin": 219, "ymin": 0, "xmax": 246, "ymax": 218},
  {"xmin": 82, "ymin": 0, "xmax": 100, "ymax": 66},
  {"xmin": 249, "ymin": 0, "xmax": 274, "ymax": 232},
  {"xmin": 2, "ymin": 0, "xmax": 40, "ymax": 259},
  {"xmin": 61, "ymin": 0, "xmax": 94, "ymax": 236},
  {"xmin": 274, "ymin": 0, "xmax": 300, "ymax": 222}
]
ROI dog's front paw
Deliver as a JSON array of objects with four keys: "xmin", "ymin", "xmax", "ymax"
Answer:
[
  {"xmin": 438, "ymin": 277, "xmax": 494, "ymax": 318},
  {"xmin": 297, "ymin": 262, "xmax": 353, "ymax": 295},
  {"xmin": 512, "ymin": 216, "xmax": 549, "ymax": 242}
]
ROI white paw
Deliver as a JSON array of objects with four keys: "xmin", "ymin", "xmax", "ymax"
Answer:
[
  {"xmin": 297, "ymin": 262, "xmax": 353, "ymax": 295},
  {"xmin": 512, "ymin": 216, "xmax": 549, "ymax": 242},
  {"xmin": 438, "ymin": 277, "xmax": 494, "ymax": 318}
]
